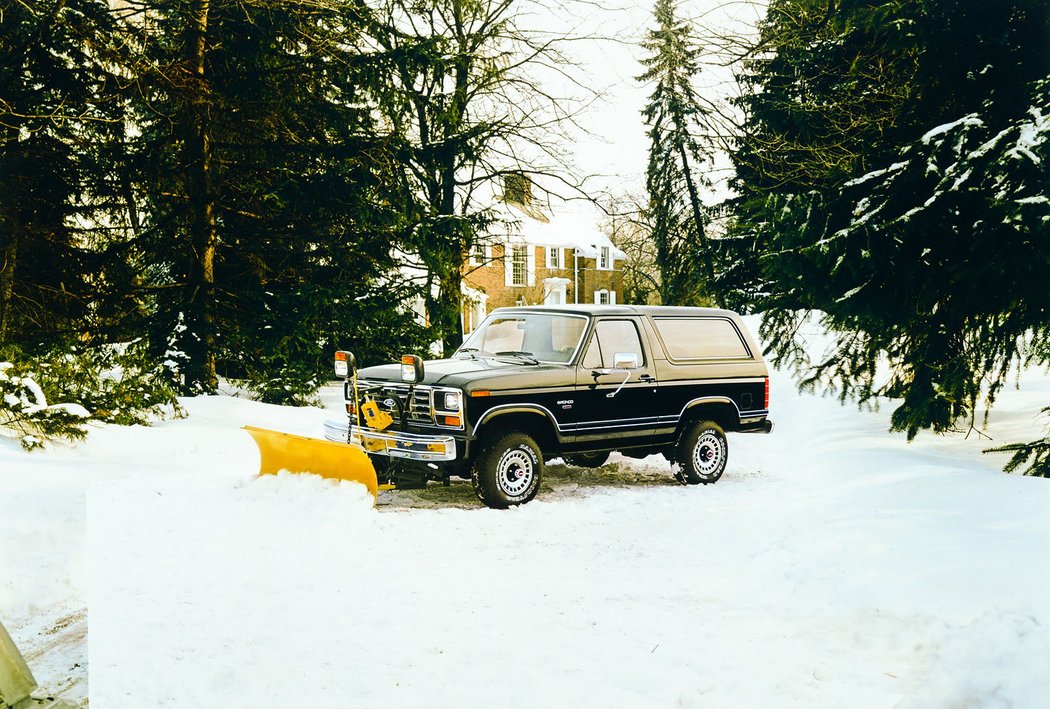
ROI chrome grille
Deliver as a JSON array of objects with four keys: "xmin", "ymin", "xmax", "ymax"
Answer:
[{"xmin": 361, "ymin": 381, "xmax": 433, "ymax": 424}]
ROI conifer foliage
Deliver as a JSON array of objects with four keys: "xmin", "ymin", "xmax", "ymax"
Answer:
[
  {"xmin": 725, "ymin": 0, "xmax": 1050, "ymax": 463},
  {"xmin": 0, "ymin": 0, "xmax": 119, "ymax": 347},
  {"xmin": 116, "ymin": 0, "xmax": 424, "ymax": 398},
  {"xmin": 0, "ymin": 360, "xmax": 89, "ymax": 451},
  {"xmin": 639, "ymin": 0, "xmax": 718, "ymax": 306},
  {"xmin": 987, "ymin": 408, "xmax": 1050, "ymax": 478}
]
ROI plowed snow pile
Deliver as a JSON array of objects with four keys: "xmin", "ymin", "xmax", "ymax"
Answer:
[{"xmin": 2, "ymin": 330, "xmax": 1049, "ymax": 708}]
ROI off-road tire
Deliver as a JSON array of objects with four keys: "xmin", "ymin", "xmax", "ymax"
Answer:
[
  {"xmin": 563, "ymin": 451, "xmax": 611, "ymax": 468},
  {"xmin": 677, "ymin": 420, "xmax": 728, "ymax": 485},
  {"xmin": 472, "ymin": 432, "xmax": 543, "ymax": 508}
]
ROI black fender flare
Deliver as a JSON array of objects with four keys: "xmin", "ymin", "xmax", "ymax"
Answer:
[
  {"xmin": 472, "ymin": 404, "xmax": 566, "ymax": 444},
  {"xmin": 678, "ymin": 397, "xmax": 742, "ymax": 433}
]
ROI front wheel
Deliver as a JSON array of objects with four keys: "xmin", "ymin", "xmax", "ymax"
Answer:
[
  {"xmin": 677, "ymin": 420, "xmax": 728, "ymax": 485},
  {"xmin": 472, "ymin": 432, "xmax": 543, "ymax": 508}
]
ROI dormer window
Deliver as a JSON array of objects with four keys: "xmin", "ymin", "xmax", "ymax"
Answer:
[
  {"xmin": 599, "ymin": 246, "xmax": 610, "ymax": 270},
  {"xmin": 469, "ymin": 242, "xmax": 487, "ymax": 266}
]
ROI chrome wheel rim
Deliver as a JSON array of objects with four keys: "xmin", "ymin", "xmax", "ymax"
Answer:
[
  {"xmin": 692, "ymin": 432, "xmax": 724, "ymax": 478},
  {"xmin": 497, "ymin": 448, "xmax": 534, "ymax": 496}
]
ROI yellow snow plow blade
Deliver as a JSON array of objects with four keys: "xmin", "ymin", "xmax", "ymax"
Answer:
[{"xmin": 243, "ymin": 425, "xmax": 378, "ymax": 499}]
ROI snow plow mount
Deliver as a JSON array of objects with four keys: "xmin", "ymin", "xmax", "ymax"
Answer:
[{"xmin": 323, "ymin": 419, "xmax": 457, "ymax": 462}]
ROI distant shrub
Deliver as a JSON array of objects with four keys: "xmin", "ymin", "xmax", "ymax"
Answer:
[
  {"xmin": 0, "ymin": 340, "xmax": 184, "ymax": 450},
  {"xmin": 32, "ymin": 340, "xmax": 185, "ymax": 426},
  {"xmin": 242, "ymin": 355, "xmax": 321, "ymax": 407},
  {"xmin": 0, "ymin": 361, "xmax": 89, "ymax": 451}
]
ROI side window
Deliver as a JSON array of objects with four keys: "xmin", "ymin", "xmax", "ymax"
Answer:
[
  {"xmin": 653, "ymin": 318, "xmax": 751, "ymax": 359},
  {"xmin": 584, "ymin": 320, "xmax": 644, "ymax": 368}
]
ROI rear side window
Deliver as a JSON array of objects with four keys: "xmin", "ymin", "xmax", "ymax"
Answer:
[{"xmin": 653, "ymin": 318, "xmax": 751, "ymax": 360}]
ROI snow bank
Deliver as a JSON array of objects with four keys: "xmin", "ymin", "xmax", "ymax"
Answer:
[{"xmin": 2, "ymin": 340, "xmax": 1049, "ymax": 707}]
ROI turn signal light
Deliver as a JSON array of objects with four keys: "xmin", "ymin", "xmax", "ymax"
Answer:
[
  {"xmin": 443, "ymin": 416, "xmax": 461, "ymax": 426},
  {"xmin": 764, "ymin": 377, "xmax": 770, "ymax": 410},
  {"xmin": 471, "ymin": 390, "xmax": 490, "ymax": 397}
]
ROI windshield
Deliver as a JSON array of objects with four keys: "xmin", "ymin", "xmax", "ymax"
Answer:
[{"xmin": 458, "ymin": 312, "xmax": 588, "ymax": 364}]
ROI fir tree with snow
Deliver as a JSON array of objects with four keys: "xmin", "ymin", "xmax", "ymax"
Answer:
[
  {"xmin": 638, "ymin": 0, "xmax": 719, "ymax": 306},
  {"xmin": 724, "ymin": 0, "xmax": 1049, "ymax": 446}
]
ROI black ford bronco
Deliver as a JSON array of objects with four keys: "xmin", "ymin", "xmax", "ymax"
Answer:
[{"xmin": 326, "ymin": 305, "xmax": 773, "ymax": 508}]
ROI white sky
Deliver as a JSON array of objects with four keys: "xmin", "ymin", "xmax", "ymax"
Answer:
[{"xmin": 522, "ymin": 0, "xmax": 766, "ymax": 202}]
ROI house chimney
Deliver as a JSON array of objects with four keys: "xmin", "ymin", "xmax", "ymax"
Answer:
[{"xmin": 503, "ymin": 171, "xmax": 532, "ymax": 206}]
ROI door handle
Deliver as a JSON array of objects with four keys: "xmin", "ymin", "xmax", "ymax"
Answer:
[{"xmin": 638, "ymin": 374, "xmax": 655, "ymax": 383}]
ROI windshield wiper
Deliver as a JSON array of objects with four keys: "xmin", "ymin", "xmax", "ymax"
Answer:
[
  {"xmin": 495, "ymin": 350, "xmax": 539, "ymax": 364},
  {"xmin": 456, "ymin": 347, "xmax": 497, "ymax": 360}
]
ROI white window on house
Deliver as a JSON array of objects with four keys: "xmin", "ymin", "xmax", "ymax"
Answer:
[
  {"xmin": 511, "ymin": 244, "xmax": 528, "ymax": 286},
  {"xmin": 469, "ymin": 242, "xmax": 487, "ymax": 266},
  {"xmin": 599, "ymin": 246, "xmax": 610, "ymax": 270},
  {"xmin": 504, "ymin": 242, "xmax": 535, "ymax": 287},
  {"xmin": 548, "ymin": 246, "xmax": 561, "ymax": 269},
  {"xmin": 594, "ymin": 289, "xmax": 611, "ymax": 305}
]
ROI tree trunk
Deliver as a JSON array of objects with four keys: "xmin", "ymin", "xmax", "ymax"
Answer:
[
  {"xmin": 676, "ymin": 140, "xmax": 718, "ymax": 306},
  {"xmin": 182, "ymin": 0, "xmax": 218, "ymax": 392},
  {"xmin": 0, "ymin": 124, "xmax": 21, "ymax": 346},
  {"xmin": 0, "ymin": 222, "xmax": 19, "ymax": 346}
]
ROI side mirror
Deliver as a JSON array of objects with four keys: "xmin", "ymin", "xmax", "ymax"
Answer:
[
  {"xmin": 400, "ymin": 354, "xmax": 425, "ymax": 384},
  {"xmin": 612, "ymin": 352, "xmax": 639, "ymax": 370},
  {"xmin": 334, "ymin": 350, "xmax": 356, "ymax": 378}
]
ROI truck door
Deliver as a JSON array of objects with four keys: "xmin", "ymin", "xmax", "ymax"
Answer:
[{"xmin": 571, "ymin": 317, "xmax": 660, "ymax": 445}]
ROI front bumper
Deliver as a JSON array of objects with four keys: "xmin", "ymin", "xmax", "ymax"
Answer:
[{"xmin": 323, "ymin": 419, "xmax": 458, "ymax": 462}]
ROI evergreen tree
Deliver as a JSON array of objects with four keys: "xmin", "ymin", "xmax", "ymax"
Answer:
[
  {"xmin": 117, "ymin": 0, "xmax": 424, "ymax": 396},
  {"xmin": 0, "ymin": 0, "xmax": 119, "ymax": 348},
  {"xmin": 725, "ymin": 0, "xmax": 1049, "ymax": 441},
  {"xmin": 639, "ymin": 0, "xmax": 718, "ymax": 306}
]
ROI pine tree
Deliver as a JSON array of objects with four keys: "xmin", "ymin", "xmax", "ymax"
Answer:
[
  {"xmin": 639, "ymin": 0, "xmax": 718, "ymax": 306},
  {"xmin": 0, "ymin": 0, "xmax": 120, "ymax": 348},
  {"xmin": 725, "ymin": 0, "xmax": 1049, "ymax": 441},
  {"xmin": 117, "ymin": 0, "xmax": 424, "ymax": 396}
]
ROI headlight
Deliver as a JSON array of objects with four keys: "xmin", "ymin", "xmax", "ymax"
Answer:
[{"xmin": 442, "ymin": 391, "xmax": 461, "ymax": 411}]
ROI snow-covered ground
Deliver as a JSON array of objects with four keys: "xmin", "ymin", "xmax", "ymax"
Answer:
[{"xmin": 2, "ymin": 326, "xmax": 1049, "ymax": 708}]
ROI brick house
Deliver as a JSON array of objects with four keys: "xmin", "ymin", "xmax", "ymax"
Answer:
[{"xmin": 461, "ymin": 177, "xmax": 624, "ymax": 334}]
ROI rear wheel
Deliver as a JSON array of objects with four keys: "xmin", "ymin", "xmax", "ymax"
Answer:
[
  {"xmin": 472, "ymin": 432, "xmax": 543, "ymax": 508},
  {"xmin": 677, "ymin": 420, "xmax": 728, "ymax": 485},
  {"xmin": 563, "ymin": 451, "xmax": 610, "ymax": 468}
]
